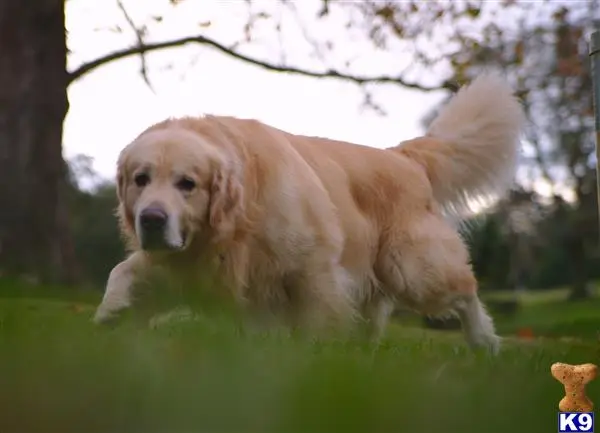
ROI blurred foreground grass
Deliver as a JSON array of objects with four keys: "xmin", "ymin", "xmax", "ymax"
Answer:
[{"xmin": 0, "ymin": 279, "xmax": 598, "ymax": 433}]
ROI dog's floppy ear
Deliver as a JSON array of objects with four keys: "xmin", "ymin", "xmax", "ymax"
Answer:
[
  {"xmin": 116, "ymin": 169, "xmax": 126, "ymax": 202},
  {"xmin": 209, "ymin": 160, "xmax": 244, "ymax": 241},
  {"xmin": 114, "ymin": 151, "xmax": 136, "ymax": 243},
  {"xmin": 115, "ymin": 150, "xmax": 128, "ymax": 202}
]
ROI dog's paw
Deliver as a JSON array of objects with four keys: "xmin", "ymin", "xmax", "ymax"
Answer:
[
  {"xmin": 92, "ymin": 303, "xmax": 130, "ymax": 325},
  {"xmin": 468, "ymin": 333, "xmax": 502, "ymax": 356},
  {"xmin": 148, "ymin": 307, "xmax": 196, "ymax": 329},
  {"xmin": 486, "ymin": 335, "xmax": 502, "ymax": 356},
  {"xmin": 92, "ymin": 310, "xmax": 117, "ymax": 325}
]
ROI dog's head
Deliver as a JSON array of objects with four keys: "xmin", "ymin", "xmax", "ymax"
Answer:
[{"xmin": 116, "ymin": 126, "xmax": 244, "ymax": 253}]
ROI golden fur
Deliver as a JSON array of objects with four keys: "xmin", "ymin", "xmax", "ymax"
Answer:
[{"xmin": 94, "ymin": 74, "xmax": 525, "ymax": 352}]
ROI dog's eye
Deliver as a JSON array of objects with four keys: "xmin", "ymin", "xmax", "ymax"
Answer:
[
  {"xmin": 176, "ymin": 177, "xmax": 196, "ymax": 192},
  {"xmin": 134, "ymin": 173, "xmax": 150, "ymax": 187}
]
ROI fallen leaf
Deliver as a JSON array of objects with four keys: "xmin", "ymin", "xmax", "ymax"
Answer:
[{"xmin": 517, "ymin": 327, "xmax": 535, "ymax": 340}]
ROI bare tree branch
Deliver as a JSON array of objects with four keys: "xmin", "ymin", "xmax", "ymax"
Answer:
[
  {"xmin": 283, "ymin": 1, "xmax": 329, "ymax": 64},
  {"xmin": 67, "ymin": 33, "xmax": 453, "ymax": 92},
  {"xmin": 115, "ymin": 0, "xmax": 154, "ymax": 91}
]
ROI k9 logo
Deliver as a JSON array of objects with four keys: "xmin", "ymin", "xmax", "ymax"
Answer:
[{"xmin": 558, "ymin": 412, "xmax": 594, "ymax": 432}]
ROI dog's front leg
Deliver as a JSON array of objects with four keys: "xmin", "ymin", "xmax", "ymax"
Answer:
[{"xmin": 93, "ymin": 252, "xmax": 145, "ymax": 324}]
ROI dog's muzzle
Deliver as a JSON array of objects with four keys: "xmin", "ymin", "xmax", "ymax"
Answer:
[
  {"xmin": 140, "ymin": 207, "xmax": 168, "ymax": 232},
  {"xmin": 137, "ymin": 205, "xmax": 185, "ymax": 251}
]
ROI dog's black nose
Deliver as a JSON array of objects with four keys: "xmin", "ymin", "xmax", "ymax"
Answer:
[{"xmin": 139, "ymin": 207, "xmax": 168, "ymax": 231}]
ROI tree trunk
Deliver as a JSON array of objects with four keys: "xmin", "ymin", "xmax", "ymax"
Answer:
[{"xmin": 0, "ymin": 0, "xmax": 78, "ymax": 284}]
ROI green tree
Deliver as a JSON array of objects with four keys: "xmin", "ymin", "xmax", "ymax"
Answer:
[{"xmin": 418, "ymin": 2, "xmax": 599, "ymax": 297}]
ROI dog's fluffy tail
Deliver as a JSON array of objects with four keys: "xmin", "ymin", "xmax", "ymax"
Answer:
[{"xmin": 395, "ymin": 74, "xmax": 525, "ymax": 216}]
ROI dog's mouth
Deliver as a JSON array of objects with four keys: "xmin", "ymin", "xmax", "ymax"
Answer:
[
  {"xmin": 179, "ymin": 231, "xmax": 190, "ymax": 250},
  {"xmin": 135, "ymin": 205, "xmax": 193, "ymax": 253},
  {"xmin": 140, "ymin": 229, "xmax": 190, "ymax": 252}
]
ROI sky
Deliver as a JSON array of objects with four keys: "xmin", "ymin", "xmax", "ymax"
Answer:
[
  {"xmin": 62, "ymin": 0, "xmax": 579, "ymax": 204},
  {"xmin": 63, "ymin": 0, "xmax": 446, "ymax": 183}
]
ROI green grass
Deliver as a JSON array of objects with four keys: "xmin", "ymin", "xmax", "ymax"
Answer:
[
  {"xmin": 492, "ymin": 297, "xmax": 600, "ymax": 339},
  {"xmin": 482, "ymin": 285, "xmax": 600, "ymax": 305},
  {"xmin": 0, "ymin": 281, "xmax": 599, "ymax": 433},
  {"xmin": 480, "ymin": 286, "xmax": 600, "ymax": 339}
]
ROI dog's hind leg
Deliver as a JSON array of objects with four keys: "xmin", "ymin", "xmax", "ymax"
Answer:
[
  {"xmin": 374, "ymin": 213, "xmax": 500, "ymax": 354},
  {"xmin": 452, "ymin": 293, "xmax": 500, "ymax": 353}
]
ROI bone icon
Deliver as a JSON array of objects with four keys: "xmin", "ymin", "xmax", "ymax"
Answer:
[{"xmin": 551, "ymin": 362, "xmax": 597, "ymax": 412}]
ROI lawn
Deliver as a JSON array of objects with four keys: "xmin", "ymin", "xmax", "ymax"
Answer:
[
  {"xmin": 482, "ymin": 286, "xmax": 600, "ymax": 340},
  {"xmin": 0, "ymin": 279, "xmax": 598, "ymax": 433}
]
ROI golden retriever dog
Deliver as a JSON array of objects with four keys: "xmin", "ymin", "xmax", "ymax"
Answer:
[{"xmin": 93, "ymin": 74, "xmax": 525, "ymax": 353}]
